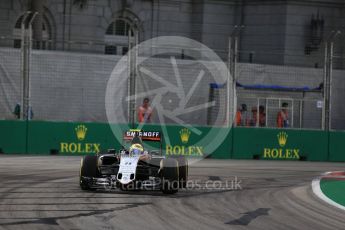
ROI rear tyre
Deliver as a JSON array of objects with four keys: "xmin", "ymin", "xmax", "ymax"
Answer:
[
  {"xmin": 80, "ymin": 155, "xmax": 99, "ymax": 190},
  {"xmin": 176, "ymin": 157, "xmax": 188, "ymax": 188},
  {"xmin": 160, "ymin": 158, "xmax": 179, "ymax": 194}
]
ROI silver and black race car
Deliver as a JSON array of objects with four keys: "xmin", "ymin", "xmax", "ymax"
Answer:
[{"xmin": 79, "ymin": 130, "xmax": 188, "ymax": 194}]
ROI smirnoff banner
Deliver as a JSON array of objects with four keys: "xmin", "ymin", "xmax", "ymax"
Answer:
[{"xmin": 0, "ymin": 120, "xmax": 344, "ymax": 162}]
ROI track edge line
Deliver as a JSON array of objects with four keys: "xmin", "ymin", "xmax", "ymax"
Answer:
[{"xmin": 311, "ymin": 173, "xmax": 345, "ymax": 212}]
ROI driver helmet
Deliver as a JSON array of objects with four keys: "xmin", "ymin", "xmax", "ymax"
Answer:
[{"xmin": 129, "ymin": 143, "xmax": 144, "ymax": 155}]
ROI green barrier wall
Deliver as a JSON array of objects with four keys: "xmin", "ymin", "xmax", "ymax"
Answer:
[
  {"xmin": 126, "ymin": 123, "xmax": 231, "ymax": 158},
  {"xmin": 27, "ymin": 121, "xmax": 120, "ymax": 155},
  {"xmin": 211, "ymin": 128, "xmax": 233, "ymax": 159},
  {"xmin": 0, "ymin": 120, "xmax": 27, "ymax": 154},
  {"xmin": 329, "ymin": 131, "xmax": 345, "ymax": 162},
  {"xmin": 233, "ymin": 128, "xmax": 329, "ymax": 161},
  {"xmin": 0, "ymin": 120, "xmax": 343, "ymax": 162}
]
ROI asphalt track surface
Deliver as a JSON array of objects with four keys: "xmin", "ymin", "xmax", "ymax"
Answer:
[{"xmin": 0, "ymin": 155, "xmax": 344, "ymax": 230}]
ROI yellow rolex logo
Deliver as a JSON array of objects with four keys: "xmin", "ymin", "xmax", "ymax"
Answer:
[
  {"xmin": 167, "ymin": 128, "xmax": 203, "ymax": 156},
  {"xmin": 75, "ymin": 125, "xmax": 87, "ymax": 141},
  {"xmin": 180, "ymin": 128, "xmax": 191, "ymax": 144},
  {"xmin": 277, "ymin": 132, "xmax": 288, "ymax": 147}
]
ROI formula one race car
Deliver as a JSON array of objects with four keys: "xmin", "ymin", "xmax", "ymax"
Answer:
[{"xmin": 79, "ymin": 130, "xmax": 188, "ymax": 194}]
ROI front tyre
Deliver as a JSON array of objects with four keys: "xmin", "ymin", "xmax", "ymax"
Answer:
[{"xmin": 79, "ymin": 155, "xmax": 99, "ymax": 190}]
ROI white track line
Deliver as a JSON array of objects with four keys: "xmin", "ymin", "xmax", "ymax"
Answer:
[{"xmin": 312, "ymin": 173, "xmax": 345, "ymax": 212}]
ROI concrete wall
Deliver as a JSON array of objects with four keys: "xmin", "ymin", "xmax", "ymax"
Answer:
[
  {"xmin": 283, "ymin": 1, "xmax": 345, "ymax": 68},
  {"xmin": 0, "ymin": 0, "xmax": 344, "ymax": 67},
  {"xmin": 240, "ymin": 2, "xmax": 287, "ymax": 64}
]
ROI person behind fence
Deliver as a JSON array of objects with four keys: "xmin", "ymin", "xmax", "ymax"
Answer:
[
  {"xmin": 13, "ymin": 103, "xmax": 34, "ymax": 120},
  {"xmin": 138, "ymin": 97, "xmax": 153, "ymax": 123},
  {"xmin": 259, "ymin": 105, "xmax": 266, "ymax": 127},
  {"xmin": 236, "ymin": 104, "xmax": 249, "ymax": 126},
  {"xmin": 277, "ymin": 102, "xmax": 289, "ymax": 128},
  {"xmin": 13, "ymin": 103, "xmax": 20, "ymax": 119},
  {"xmin": 250, "ymin": 107, "xmax": 258, "ymax": 126}
]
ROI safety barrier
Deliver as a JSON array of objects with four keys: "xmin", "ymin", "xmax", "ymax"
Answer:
[
  {"xmin": 0, "ymin": 121, "xmax": 120, "ymax": 155},
  {"xmin": 328, "ymin": 131, "xmax": 345, "ymax": 162},
  {"xmin": 232, "ymin": 128, "xmax": 329, "ymax": 161},
  {"xmin": 0, "ymin": 120, "xmax": 343, "ymax": 162}
]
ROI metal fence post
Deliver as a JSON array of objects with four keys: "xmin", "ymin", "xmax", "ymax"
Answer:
[
  {"xmin": 127, "ymin": 30, "xmax": 131, "ymax": 125},
  {"xmin": 323, "ymin": 30, "xmax": 341, "ymax": 131},
  {"xmin": 299, "ymin": 99, "xmax": 303, "ymax": 128},
  {"xmin": 256, "ymin": 99, "xmax": 260, "ymax": 127},
  {"xmin": 322, "ymin": 43, "xmax": 328, "ymax": 130},
  {"xmin": 226, "ymin": 37, "xmax": 232, "ymax": 127},
  {"xmin": 20, "ymin": 12, "xmax": 31, "ymax": 120},
  {"xmin": 128, "ymin": 24, "xmax": 139, "ymax": 128},
  {"xmin": 291, "ymin": 99, "xmax": 294, "ymax": 128},
  {"xmin": 230, "ymin": 25, "xmax": 244, "ymax": 128},
  {"xmin": 27, "ymin": 13, "xmax": 38, "ymax": 120},
  {"xmin": 20, "ymin": 12, "xmax": 38, "ymax": 121},
  {"xmin": 328, "ymin": 41, "xmax": 334, "ymax": 130},
  {"xmin": 233, "ymin": 36, "xmax": 239, "ymax": 127}
]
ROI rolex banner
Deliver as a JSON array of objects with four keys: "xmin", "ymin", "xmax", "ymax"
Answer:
[
  {"xmin": 232, "ymin": 128, "xmax": 329, "ymax": 161},
  {"xmin": 137, "ymin": 124, "xmax": 229, "ymax": 158},
  {"xmin": 0, "ymin": 120, "xmax": 344, "ymax": 162},
  {"xmin": 26, "ymin": 121, "xmax": 122, "ymax": 155}
]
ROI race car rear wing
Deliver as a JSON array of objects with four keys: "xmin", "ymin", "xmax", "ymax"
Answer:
[{"xmin": 123, "ymin": 129, "xmax": 162, "ymax": 142}]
